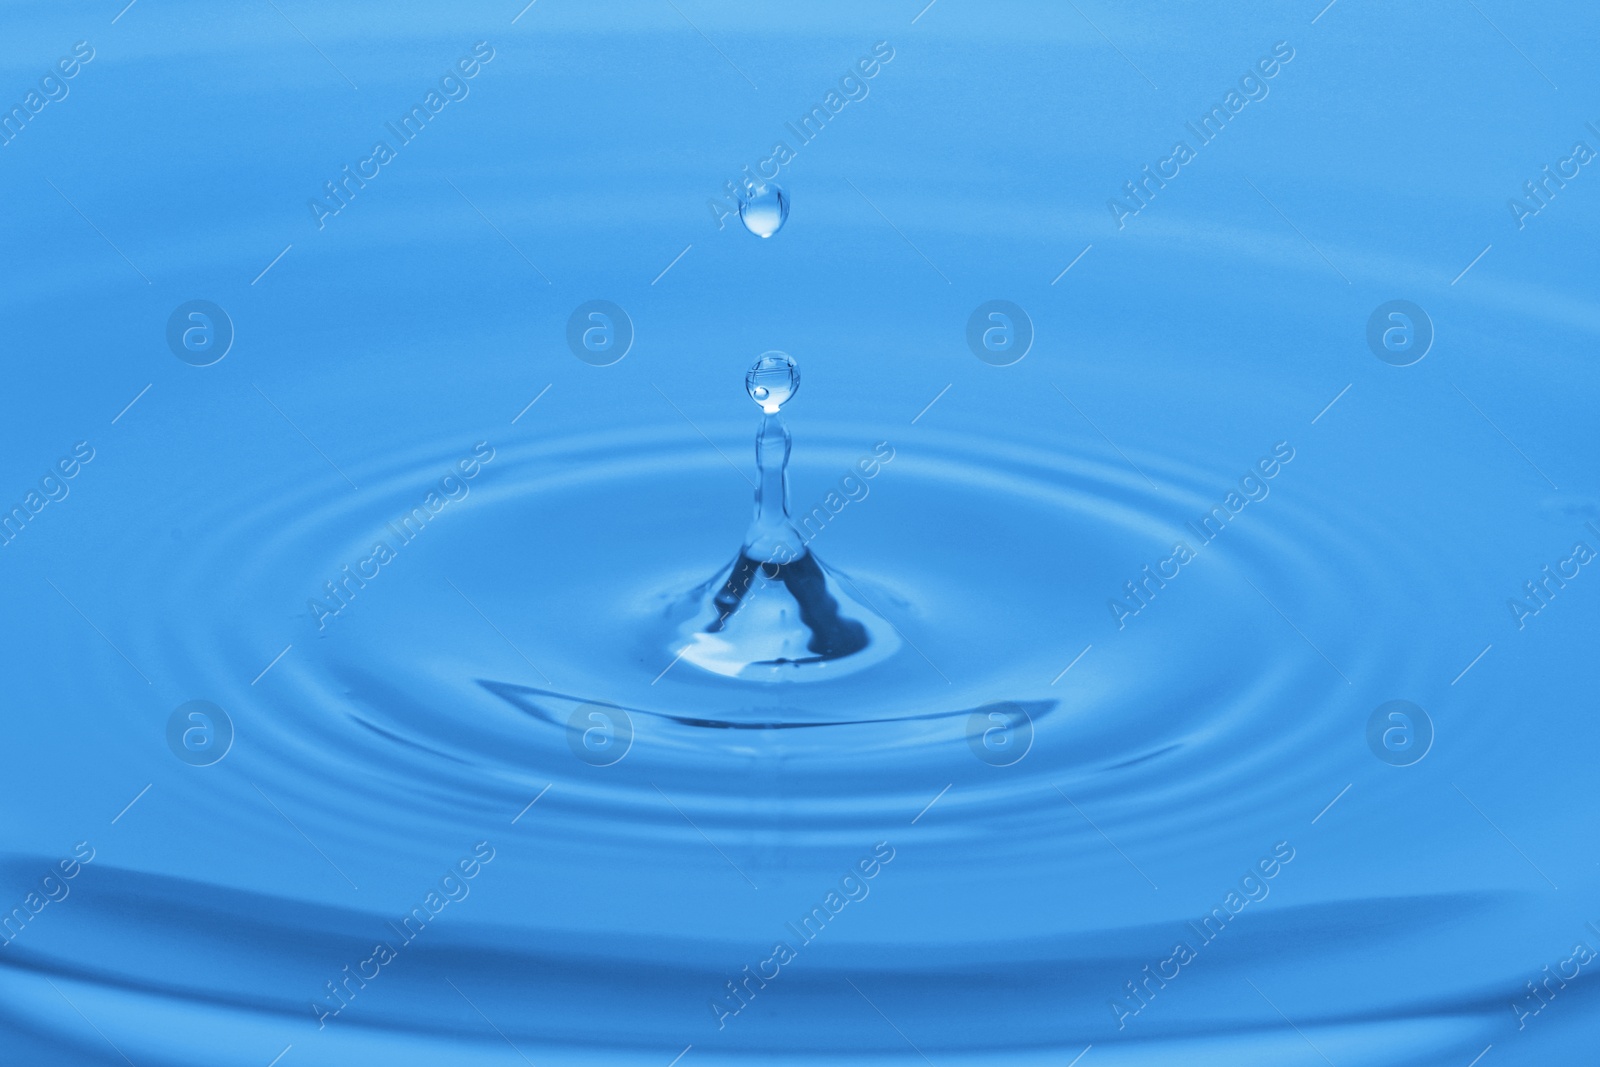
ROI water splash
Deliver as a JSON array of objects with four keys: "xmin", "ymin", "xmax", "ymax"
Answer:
[{"xmin": 665, "ymin": 353, "xmax": 896, "ymax": 681}]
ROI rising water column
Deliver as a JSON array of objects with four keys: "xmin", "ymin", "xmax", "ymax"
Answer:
[{"xmin": 668, "ymin": 353, "xmax": 893, "ymax": 682}]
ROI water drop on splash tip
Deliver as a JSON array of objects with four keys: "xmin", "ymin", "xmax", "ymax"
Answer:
[
  {"xmin": 739, "ymin": 184, "xmax": 789, "ymax": 239},
  {"xmin": 745, "ymin": 352, "xmax": 800, "ymax": 414},
  {"xmin": 660, "ymin": 352, "xmax": 897, "ymax": 684}
]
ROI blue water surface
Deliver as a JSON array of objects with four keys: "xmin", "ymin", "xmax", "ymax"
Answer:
[{"xmin": 1, "ymin": 0, "xmax": 1598, "ymax": 1063}]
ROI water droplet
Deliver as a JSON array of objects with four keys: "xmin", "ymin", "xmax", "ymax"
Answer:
[
  {"xmin": 745, "ymin": 352, "xmax": 799, "ymax": 414},
  {"xmin": 739, "ymin": 183, "xmax": 789, "ymax": 239}
]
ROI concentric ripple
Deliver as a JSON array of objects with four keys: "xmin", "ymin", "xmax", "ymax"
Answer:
[{"xmin": 4, "ymin": 421, "xmax": 1541, "ymax": 1064}]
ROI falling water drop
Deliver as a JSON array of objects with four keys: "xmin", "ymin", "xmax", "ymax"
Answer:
[{"xmin": 739, "ymin": 183, "xmax": 789, "ymax": 239}]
